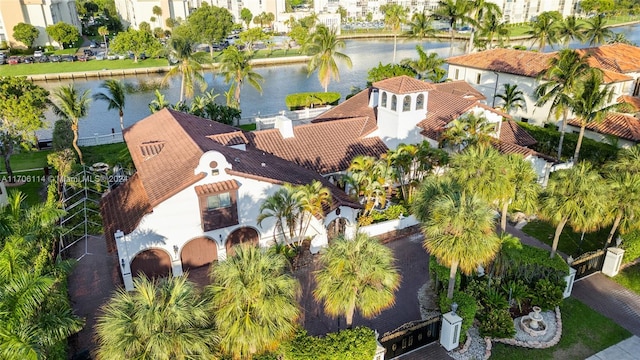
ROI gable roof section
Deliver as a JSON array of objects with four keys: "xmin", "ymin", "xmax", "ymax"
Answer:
[
  {"xmin": 313, "ymin": 89, "xmax": 376, "ymax": 122},
  {"xmin": 618, "ymin": 95, "xmax": 640, "ymax": 112},
  {"xmin": 577, "ymin": 43, "xmax": 640, "ymax": 73},
  {"xmin": 195, "ymin": 179, "xmax": 240, "ymax": 195},
  {"xmin": 447, "ymin": 48, "xmax": 554, "ymax": 77},
  {"xmin": 100, "ymin": 173, "xmax": 152, "ymax": 252},
  {"xmin": 500, "ymin": 120, "xmax": 537, "ymax": 147},
  {"xmin": 417, "ymin": 90, "xmax": 479, "ymax": 138},
  {"xmin": 432, "ymin": 80, "xmax": 486, "ymax": 101},
  {"xmin": 247, "ymin": 117, "xmax": 388, "ymax": 174},
  {"xmin": 373, "ymin": 75, "xmax": 436, "ymax": 94},
  {"xmin": 568, "ymin": 112, "xmax": 640, "ymax": 142}
]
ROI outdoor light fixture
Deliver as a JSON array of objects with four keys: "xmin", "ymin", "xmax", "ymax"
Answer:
[
  {"xmin": 219, "ymin": 234, "xmax": 222, "ymax": 241},
  {"xmin": 173, "ymin": 245, "xmax": 179, "ymax": 256},
  {"xmin": 336, "ymin": 208, "xmax": 341, "ymax": 216},
  {"xmin": 120, "ymin": 258, "xmax": 125, "ymax": 269}
]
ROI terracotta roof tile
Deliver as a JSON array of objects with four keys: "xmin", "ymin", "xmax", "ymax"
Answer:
[
  {"xmin": 619, "ymin": 96, "xmax": 640, "ymax": 112},
  {"xmin": 207, "ymin": 131, "xmax": 249, "ymax": 146},
  {"xmin": 490, "ymin": 140, "xmax": 536, "ymax": 157},
  {"xmin": 568, "ymin": 112, "xmax": 640, "ymax": 142},
  {"xmin": 373, "ymin": 75, "xmax": 436, "ymax": 94},
  {"xmin": 248, "ymin": 117, "xmax": 388, "ymax": 174},
  {"xmin": 313, "ymin": 89, "xmax": 376, "ymax": 122},
  {"xmin": 417, "ymin": 90, "xmax": 478, "ymax": 138},
  {"xmin": 577, "ymin": 43, "xmax": 640, "ymax": 73},
  {"xmin": 194, "ymin": 179, "xmax": 240, "ymax": 195},
  {"xmin": 432, "ymin": 80, "xmax": 486, "ymax": 101},
  {"xmin": 100, "ymin": 173, "xmax": 152, "ymax": 252},
  {"xmin": 447, "ymin": 48, "xmax": 554, "ymax": 77},
  {"xmin": 499, "ymin": 120, "xmax": 537, "ymax": 147}
]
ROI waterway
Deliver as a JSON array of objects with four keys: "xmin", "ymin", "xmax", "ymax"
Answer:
[{"xmin": 35, "ymin": 23, "xmax": 640, "ymax": 139}]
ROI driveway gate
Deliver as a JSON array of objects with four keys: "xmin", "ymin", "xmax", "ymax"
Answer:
[
  {"xmin": 380, "ymin": 316, "xmax": 441, "ymax": 359},
  {"xmin": 572, "ymin": 250, "xmax": 606, "ymax": 280}
]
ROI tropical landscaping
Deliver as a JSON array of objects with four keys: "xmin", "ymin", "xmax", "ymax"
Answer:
[{"xmin": 1, "ymin": 0, "xmax": 640, "ymax": 359}]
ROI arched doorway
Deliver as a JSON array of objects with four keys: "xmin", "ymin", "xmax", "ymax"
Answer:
[
  {"xmin": 130, "ymin": 249, "xmax": 172, "ymax": 279},
  {"xmin": 225, "ymin": 227, "xmax": 259, "ymax": 258},
  {"xmin": 181, "ymin": 237, "xmax": 218, "ymax": 272},
  {"xmin": 327, "ymin": 218, "xmax": 348, "ymax": 242}
]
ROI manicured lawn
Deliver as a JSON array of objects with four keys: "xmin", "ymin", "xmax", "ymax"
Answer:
[
  {"xmin": 239, "ymin": 123, "xmax": 257, "ymax": 131},
  {"xmin": 81, "ymin": 143, "xmax": 132, "ymax": 169},
  {"xmin": 0, "ymin": 149, "xmax": 52, "ymax": 173},
  {"xmin": 491, "ymin": 298, "xmax": 632, "ymax": 360},
  {"xmin": 5, "ymin": 170, "xmax": 47, "ymax": 206},
  {"xmin": 508, "ymin": 24, "xmax": 533, "ymax": 37},
  {"xmin": 522, "ymin": 220, "xmax": 610, "ymax": 257},
  {"xmin": 613, "ymin": 264, "xmax": 640, "ymax": 296},
  {"xmin": 2, "ymin": 58, "xmax": 170, "ymax": 77}
]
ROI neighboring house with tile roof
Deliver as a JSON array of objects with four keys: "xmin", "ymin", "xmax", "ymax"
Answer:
[
  {"xmin": 446, "ymin": 43, "xmax": 640, "ymax": 127},
  {"xmin": 101, "ymin": 76, "xmax": 554, "ymax": 290},
  {"xmin": 567, "ymin": 112, "xmax": 640, "ymax": 149}
]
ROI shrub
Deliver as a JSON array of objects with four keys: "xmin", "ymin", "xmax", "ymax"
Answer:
[
  {"xmin": 621, "ymin": 230, "xmax": 640, "ymax": 264},
  {"xmin": 502, "ymin": 280, "xmax": 531, "ymax": 312},
  {"xmin": 384, "ymin": 204, "xmax": 408, "ymax": 220},
  {"xmin": 285, "ymin": 92, "xmax": 341, "ymax": 110},
  {"xmin": 282, "ymin": 327, "xmax": 377, "ymax": 360},
  {"xmin": 439, "ymin": 291, "xmax": 477, "ymax": 344},
  {"xmin": 357, "ymin": 215, "xmax": 373, "ymax": 226},
  {"xmin": 483, "ymin": 287, "xmax": 509, "ymax": 311},
  {"xmin": 496, "ymin": 240, "xmax": 569, "ymax": 286},
  {"xmin": 429, "ymin": 256, "xmax": 461, "ymax": 293},
  {"xmin": 478, "ymin": 309, "xmax": 516, "ymax": 338},
  {"xmin": 532, "ymin": 278, "xmax": 564, "ymax": 310}
]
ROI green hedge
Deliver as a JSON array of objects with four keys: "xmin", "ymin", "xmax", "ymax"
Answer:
[
  {"xmin": 282, "ymin": 327, "xmax": 377, "ymax": 359},
  {"xmin": 439, "ymin": 292, "xmax": 477, "ymax": 344},
  {"xmin": 429, "ymin": 256, "xmax": 461, "ymax": 293},
  {"xmin": 518, "ymin": 122, "xmax": 619, "ymax": 165},
  {"xmin": 497, "ymin": 239, "xmax": 569, "ymax": 286},
  {"xmin": 621, "ymin": 230, "xmax": 640, "ymax": 264},
  {"xmin": 285, "ymin": 92, "xmax": 341, "ymax": 110}
]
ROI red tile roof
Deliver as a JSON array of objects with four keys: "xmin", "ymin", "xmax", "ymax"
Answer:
[
  {"xmin": 417, "ymin": 90, "xmax": 479, "ymax": 138},
  {"xmin": 373, "ymin": 75, "xmax": 436, "ymax": 94},
  {"xmin": 313, "ymin": 89, "xmax": 376, "ymax": 122},
  {"xmin": 577, "ymin": 43, "xmax": 640, "ymax": 73},
  {"xmin": 500, "ymin": 120, "xmax": 537, "ymax": 147},
  {"xmin": 194, "ymin": 179, "xmax": 240, "ymax": 195},
  {"xmin": 432, "ymin": 80, "xmax": 486, "ymax": 101},
  {"xmin": 568, "ymin": 112, "xmax": 640, "ymax": 142},
  {"xmin": 100, "ymin": 173, "xmax": 152, "ymax": 252},
  {"xmin": 248, "ymin": 117, "xmax": 388, "ymax": 174},
  {"xmin": 618, "ymin": 95, "xmax": 640, "ymax": 112}
]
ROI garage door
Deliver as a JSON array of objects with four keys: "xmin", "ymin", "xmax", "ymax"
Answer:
[
  {"xmin": 130, "ymin": 249, "xmax": 172, "ymax": 279},
  {"xmin": 181, "ymin": 237, "xmax": 218, "ymax": 271},
  {"xmin": 225, "ymin": 227, "xmax": 259, "ymax": 257}
]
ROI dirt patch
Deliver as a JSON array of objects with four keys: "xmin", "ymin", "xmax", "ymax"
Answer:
[{"xmin": 550, "ymin": 342, "xmax": 592, "ymax": 360}]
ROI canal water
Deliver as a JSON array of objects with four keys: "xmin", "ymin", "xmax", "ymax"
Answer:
[{"xmin": 35, "ymin": 23, "xmax": 640, "ymax": 139}]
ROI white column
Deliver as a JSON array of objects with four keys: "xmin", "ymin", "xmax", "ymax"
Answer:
[
  {"xmin": 563, "ymin": 267, "xmax": 577, "ymax": 298},
  {"xmin": 602, "ymin": 248, "xmax": 625, "ymax": 277},
  {"xmin": 440, "ymin": 311, "xmax": 463, "ymax": 351}
]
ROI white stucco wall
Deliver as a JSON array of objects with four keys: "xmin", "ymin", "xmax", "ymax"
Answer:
[
  {"xmin": 375, "ymin": 90, "xmax": 429, "ymax": 148},
  {"xmin": 566, "ymin": 124, "xmax": 638, "ymax": 149}
]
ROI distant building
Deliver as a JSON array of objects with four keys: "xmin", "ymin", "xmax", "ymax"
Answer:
[{"xmin": 0, "ymin": 0, "xmax": 81, "ymax": 47}]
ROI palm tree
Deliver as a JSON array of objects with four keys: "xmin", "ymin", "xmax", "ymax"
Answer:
[
  {"xmin": 93, "ymin": 79, "xmax": 127, "ymax": 130},
  {"xmin": 294, "ymin": 180, "xmax": 332, "ymax": 244},
  {"xmin": 570, "ymin": 69, "xmax": 627, "ymax": 161},
  {"xmin": 95, "ymin": 276, "xmax": 217, "ymax": 359},
  {"xmin": 478, "ymin": 12, "xmax": 509, "ymax": 49},
  {"xmin": 51, "ymin": 84, "xmax": 91, "ymax": 164},
  {"xmin": 98, "ymin": 26, "xmax": 109, "ymax": 54},
  {"xmin": 535, "ymin": 49, "xmax": 591, "ymax": 160},
  {"xmin": 152, "ymin": 5, "xmax": 162, "ymax": 29},
  {"xmin": 539, "ymin": 162, "xmax": 609, "ymax": 258},
  {"xmin": 219, "ymin": 45, "xmax": 264, "ymax": 109},
  {"xmin": 601, "ymin": 169, "xmax": 640, "ymax": 249},
  {"xmin": 585, "ymin": 15, "xmax": 614, "ymax": 45},
  {"xmin": 607, "ymin": 33, "xmax": 634, "ymax": 45},
  {"xmin": 558, "ymin": 15, "xmax": 586, "ymax": 46},
  {"xmin": 421, "ymin": 191, "xmax": 501, "ymax": 298},
  {"xmin": 400, "ymin": 45, "xmax": 445, "ymax": 80},
  {"xmin": 314, "ymin": 233, "xmax": 400, "ymax": 328},
  {"xmin": 494, "ymin": 83, "xmax": 527, "ymax": 115},
  {"xmin": 441, "ymin": 112, "xmax": 496, "ymax": 151},
  {"xmin": 608, "ymin": 145, "xmax": 640, "ymax": 175},
  {"xmin": 345, "ymin": 155, "xmax": 392, "ymax": 216},
  {"xmin": 526, "ymin": 11, "xmax": 561, "ymax": 51},
  {"xmin": 149, "ymin": 89, "xmax": 170, "ymax": 113},
  {"xmin": 208, "ymin": 245, "xmax": 299, "ymax": 358},
  {"xmin": 380, "ymin": 3, "xmax": 408, "ymax": 63},
  {"xmin": 467, "ymin": 0, "xmax": 502, "ymax": 53},
  {"xmin": 162, "ymin": 36, "xmax": 208, "ymax": 102},
  {"xmin": 405, "ymin": 10, "xmax": 436, "ymax": 41},
  {"xmin": 257, "ymin": 184, "xmax": 302, "ymax": 246},
  {"xmin": 304, "ymin": 25, "xmax": 352, "ymax": 92},
  {"xmin": 434, "ymin": 0, "xmax": 474, "ymax": 57}
]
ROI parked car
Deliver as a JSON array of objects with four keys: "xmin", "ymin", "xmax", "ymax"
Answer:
[
  {"xmin": 22, "ymin": 56, "xmax": 35, "ymax": 64},
  {"xmin": 61, "ymin": 55, "xmax": 76, "ymax": 62},
  {"xmin": 89, "ymin": 41, "xmax": 98, "ymax": 48},
  {"xmin": 77, "ymin": 55, "xmax": 88, "ymax": 62},
  {"xmin": 95, "ymin": 52, "xmax": 105, "ymax": 60},
  {"xmin": 49, "ymin": 55, "xmax": 61, "ymax": 62},
  {"xmin": 37, "ymin": 55, "xmax": 49, "ymax": 63},
  {"xmin": 8, "ymin": 56, "xmax": 20, "ymax": 65},
  {"xmin": 33, "ymin": 50, "xmax": 43, "ymax": 58},
  {"xmin": 84, "ymin": 49, "xmax": 94, "ymax": 56},
  {"xmin": 0, "ymin": 57, "xmax": 5, "ymax": 65}
]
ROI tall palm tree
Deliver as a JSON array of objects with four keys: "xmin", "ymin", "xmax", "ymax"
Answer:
[
  {"xmin": 149, "ymin": 89, "xmax": 170, "ymax": 113},
  {"xmin": 51, "ymin": 84, "xmax": 91, "ymax": 164},
  {"xmin": 478, "ymin": 12, "xmax": 509, "ymax": 49},
  {"xmin": 400, "ymin": 45, "xmax": 446, "ymax": 80},
  {"xmin": 162, "ymin": 36, "xmax": 208, "ymax": 102},
  {"xmin": 467, "ymin": 0, "xmax": 502, "ymax": 53},
  {"xmin": 345, "ymin": 155, "xmax": 392, "ymax": 216},
  {"xmin": 219, "ymin": 45, "xmax": 264, "ymax": 109},
  {"xmin": 96, "ymin": 276, "xmax": 217, "ymax": 359},
  {"xmin": 494, "ymin": 83, "xmax": 527, "ymax": 115},
  {"xmin": 257, "ymin": 184, "xmax": 302, "ymax": 246},
  {"xmin": 535, "ymin": 49, "xmax": 591, "ymax": 160},
  {"xmin": 435, "ymin": 0, "xmax": 474, "ymax": 57},
  {"xmin": 608, "ymin": 145, "xmax": 640, "ymax": 175},
  {"xmin": 304, "ymin": 25, "xmax": 352, "ymax": 92},
  {"xmin": 98, "ymin": 26, "xmax": 109, "ymax": 54},
  {"xmin": 294, "ymin": 180, "xmax": 332, "ymax": 244},
  {"xmin": 441, "ymin": 112, "xmax": 496, "ymax": 151},
  {"xmin": 380, "ymin": 3, "xmax": 408, "ymax": 63},
  {"xmin": 558, "ymin": 15, "xmax": 586, "ymax": 46},
  {"xmin": 601, "ymin": 169, "xmax": 640, "ymax": 249},
  {"xmin": 92, "ymin": 79, "xmax": 127, "ymax": 130},
  {"xmin": 152, "ymin": 5, "xmax": 162, "ymax": 29},
  {"xmin": 526, "ymin": 11, "xmax": 561, "ymax": 51},
  {"xmin": 585, "ymin": 15, "xmax": 614, "ymax": 45},
  {"xmin": 539, "ymin": 162, "xmax": 609, "ymax": 258},
  {"xmin": 314, "ymin": 232, "xmax": 400, "ymax": 328},
  {"xmin": 405, "ymin": 11, "xmax": 436, "ymax": 41},
  {"xmin": 421, "ymin": 191, "xmax": 501, "ymax": 299},
  {"xmin": 570, "ymin": 69, "xmax": 627, "ymax": 161},
  {"xmin": 208, "ymin": 245, "xmax": 299, "ymax": 358}
]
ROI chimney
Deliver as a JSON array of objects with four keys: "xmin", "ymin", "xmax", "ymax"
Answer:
[
  {"xmin": 274, "ymin": 115, "xmax": 294, "ymax": 138},
  {"xmin": 369, "ymin": 88, "xmax": 379, "ymax": 108}
]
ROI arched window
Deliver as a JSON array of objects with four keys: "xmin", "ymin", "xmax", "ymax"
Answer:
[
  {"xmin": 381, "ymin": 92, "xmax": 387, "ymax": 107},
  {"xmin": 403, "ymin": 95, "xmax": 411, "ymax": 111},
  {"xmin": 416, "ymin": 94, "xmax": 424, "ymax": 110},
  {"xmin": 391, "ymin": 95, "xmax": 397, "ymax": 111}
]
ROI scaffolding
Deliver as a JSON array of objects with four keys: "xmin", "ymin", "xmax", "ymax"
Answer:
[{"xmin": 57, "ymin": 166, "xmax": 110, "ymax": 261}]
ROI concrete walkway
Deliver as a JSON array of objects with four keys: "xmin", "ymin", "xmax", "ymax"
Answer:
[{"xmin": 586, "ymin": 336, "xmax": 640, "ymax": 360}]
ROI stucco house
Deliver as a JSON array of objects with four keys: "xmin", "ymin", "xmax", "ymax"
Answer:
[
  {"xmin": 101, "ymin": 75, "xmax": 552, "ymax": 290},
  {"xmin": 567, "ymin": 112, "xmax": 640, "ymax": 149},
  {"xmin": 446, "ymin": 43, "xmax": 640, "ymax": 129}
]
